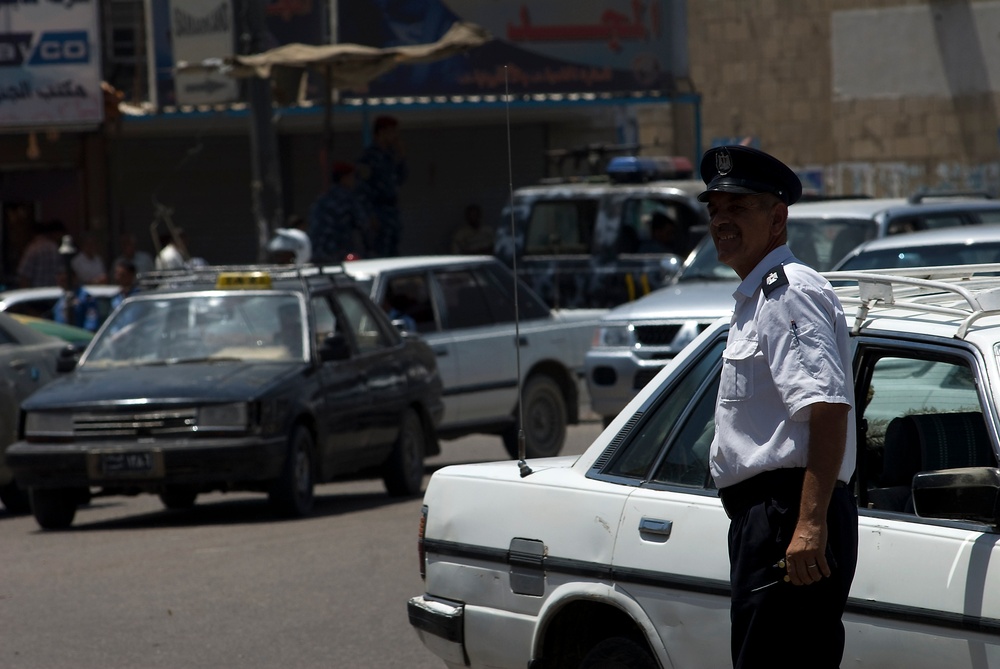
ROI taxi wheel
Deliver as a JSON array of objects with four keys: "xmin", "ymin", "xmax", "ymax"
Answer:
[
  {"xmin": 502, "ymin": 375, "xmax": 567, "ymax": 460},
  {"xmin": 159, "ymin": 486, "xmax": 198, "ymax": 510},
  {"xmin": 269, "ymin": 426, "xmax": 315, "ymax": 517},
  {"xmin": 579, "ymin": 637, "xmax": 657, "ymax": 669},
  {"xmin": 383, "ymin": 408, "xmax": 425, "ymax": 497},
  {"xmin": 30, "ymin": 488, "xmax": 79, "ymax": 530},
  {"xmin": 0, "ymin": 480, "xmax": 30, "ymax": 514}
]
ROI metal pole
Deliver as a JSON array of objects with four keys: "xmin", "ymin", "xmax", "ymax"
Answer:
[{"xmin": 240, "ymin": 0, "xmax": 284, "ymax": 261}]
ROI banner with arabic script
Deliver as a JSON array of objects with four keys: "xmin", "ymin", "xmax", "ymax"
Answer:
[
  {"xmin": 170, "ymin": 0, "xmax": 238, "ymax": 105},
  {"xmin": 0, "ymin": 0, "xmax": 103, "ymax": 130},
  {"xmin": 338, "ymin": 0, "xmax": 684, "ymax": 98}
]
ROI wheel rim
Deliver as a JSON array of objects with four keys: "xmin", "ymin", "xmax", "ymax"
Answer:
[
  {"xmin": 294, "ymin": 447, "xmax": 311, "ymax": 499},
  {"xmin": 526, "ymin": 389, "xmax": 561, "ymax": 450}
]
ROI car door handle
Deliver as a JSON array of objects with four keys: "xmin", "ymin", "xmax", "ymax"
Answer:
[
  {"xmin": 638, "ymin": 518, "xmax": 672, "ymax": 538},
  {"xmin": 432, "ymin": 346, "xmax": 448, "ymax": 357},
  {"xmin": 516, "ymin": 336, "xmax": 528, "ymax": 346}
]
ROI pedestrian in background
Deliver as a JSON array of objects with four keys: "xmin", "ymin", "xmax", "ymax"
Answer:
[
  {"xmin": 70, "ymin": 231, "xmax": 108, "ymax": 284},
  {"xmin": 114, "ymin": 232, "xmax": 155, "ymax": 276},
  {"xmin": 155, "ymin": 228, "xmax": 188, "ymax": 270},
  {"xmin": 702, "ymin": 145, "xmax": 858, "ymax": 669},
  {"xmin": 17, "ymin": 219, "xmax": 64, "ymax": 288},
  {"xmin": 357, "ymin": 115, "xmax": 407, "ymax": 257},
  {"xmin": 450, "ymin": 203, "xmax": 494, "ymax": 254},
  {"xmin": 308, "ymin": 161, "xmax": 368, "ymax": 263},
  {"xmin": 54, "ymin": 266, "xmax": 100, "ymax": 332}
]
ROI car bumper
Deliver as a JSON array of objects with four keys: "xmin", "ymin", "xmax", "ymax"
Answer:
[
  {"xmin": 7, "ymin": 436, "xmax": 288, "ymax": 489},
  {"xmin": 585, "ymin": 349, "xmax": 671, "ymax": 417},
  {"xmin": 407, "ymin": 595, "xmax": 467, "ymax": 668}
]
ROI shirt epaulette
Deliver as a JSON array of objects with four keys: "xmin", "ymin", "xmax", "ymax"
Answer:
[{"xmin": 761, "ymin": 264, "xmax": 788, "ymax": 298}]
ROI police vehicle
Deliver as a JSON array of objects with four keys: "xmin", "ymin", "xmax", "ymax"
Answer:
[
  {"xmin": 495, "ymin": 153, "xmax": 709, "ymax": 309},
  {"xmin": 7, "ymin": 265, "xmax": 443, "ymax": 529}
]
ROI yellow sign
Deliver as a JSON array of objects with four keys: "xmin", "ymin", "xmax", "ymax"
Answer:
[{"xmin": 216, "ymin": 272, "xmax": 272, "ymax": 289}]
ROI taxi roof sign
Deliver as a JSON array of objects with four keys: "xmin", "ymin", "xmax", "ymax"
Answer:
[{"xmin": 216, "ymin": 271, "xmax": 272, "ymax": 289}]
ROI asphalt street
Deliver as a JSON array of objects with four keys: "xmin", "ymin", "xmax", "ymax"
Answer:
[{"xmin": 0, "ymin": 420, "xmax": 603, "ymax": 669}]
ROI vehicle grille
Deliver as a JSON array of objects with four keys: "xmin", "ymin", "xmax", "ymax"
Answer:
[
  {"xmin": 73, "ymin": 408, "xmax": 198, "ymax": 438},
  {"xmin": 634, "ymin": 324, "xmax": 681, "ymax": 346}
]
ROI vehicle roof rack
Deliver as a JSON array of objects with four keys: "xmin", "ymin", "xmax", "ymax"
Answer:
[
  {"xmin": 824, "ymin": 264, "xmax": 1000, "ymax": 338},
  {"xmin": 138, "ymin": 263, "xmax": 348, "ymax": 291}
]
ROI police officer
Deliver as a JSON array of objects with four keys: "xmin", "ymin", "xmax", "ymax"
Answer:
[
  {"xmin": 308, "ymin": 161, "xmax": 368, "ymax": 263},
  {"xmin": 702, "ymin": 145, "xmax": 858, "ymax": 669},
  {"xmin": 356, "ymin": 115, "xmax": 407, "ymax": 257}
]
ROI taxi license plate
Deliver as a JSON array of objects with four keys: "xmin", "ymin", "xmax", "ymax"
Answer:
[{"xmin": 87, "ymin": 450, "xmax": 164, "ymax": 479}]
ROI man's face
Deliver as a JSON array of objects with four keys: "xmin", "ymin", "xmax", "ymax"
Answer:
[{"xmin": 707, "ymin": 192, "xmax": 786, "ymax": 279}]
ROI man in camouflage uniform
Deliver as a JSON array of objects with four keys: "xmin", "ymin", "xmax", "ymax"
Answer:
[
  {"xmin": 357, "ymin": 115, "xmax": 407, "ymax": 257},
  {"xmin": 308, "ymin": 161, "xmax": 369, "ymax": 263}
]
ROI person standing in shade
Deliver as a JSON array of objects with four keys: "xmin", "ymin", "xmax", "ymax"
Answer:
[
  {"xmin": 357, "ymin": 115, "xmax": 407, "ymax": 257},
  {"xmin": 17, "ymin": 219, "xmax": 64, "ymax": 288},
  {"xmin": 702, "ymin": 145, "xmax": 858, "ymax": 669},
  {"xmin": 114, "ymin": 232, "xmax": 155, "ymax": 276},
  {"xmin": 70, "ymin": 232, "xmax": 108, "ymax": 284},
  {"xmin": 450, "ymin": 203, "xmax": 495, "ymax": 255},
  {"xmin": 308, "ymin": 161, "xmax": 369, "ymax": 263}
]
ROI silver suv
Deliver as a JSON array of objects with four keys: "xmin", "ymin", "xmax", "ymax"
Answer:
[{"xmin": 584, "ymin": 193, "xmax": 1000, "ymax": 424}]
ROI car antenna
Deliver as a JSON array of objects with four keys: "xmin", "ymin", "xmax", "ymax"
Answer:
[{"xmin": 505, "ymin": 66, "xmax": 532, "ymax": 478}]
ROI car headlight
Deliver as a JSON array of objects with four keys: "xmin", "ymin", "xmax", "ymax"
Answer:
[
  {"xmin": 24, "ymin": 411, "xmax": 74, "ymax": 440},
  {"xmin": 594, "ymin": 324, "xmax": 636, "ymax": 348},
  {"xmin": 197, "ymin": 403, "xmax": 248, "ymax": 432}
]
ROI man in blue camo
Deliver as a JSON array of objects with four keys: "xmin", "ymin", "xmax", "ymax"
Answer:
[
  {"xmin": 308, "ymin": 161, "xmax": 369, "ymax": 263},
  {"xmin": 357, "ymin": 115, "xmax": 407, "ymax": 257}
]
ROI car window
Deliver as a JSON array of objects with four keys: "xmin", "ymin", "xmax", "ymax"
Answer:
[
  {"xmin": 383, "ymin": 274, "xmax": 435, "ymax": 333},
  {"xmin": 859, "ymin": 350, "xmax": 995, "ymax": 514},
  {"xmin": 479, "ymin": 263, "xmax": 550, "ymax": 322},
  {"xmin": 87, "ymin": 293, "xmax": 304, "ymax": 365},
  {"xmin": 838, "ymin": 242, "xmax": 1000, "ymax": 271},
  {"xmin": 310, "ymin": 295, "xmax": 338, "ymax": 351},
  {"xmin": 620, "ymin": 198, "xmax": 692, "ymax": 256},
  {"xmin": 602, "ymin": 337, "xmax": 726, "ymax": 481},
  {"xmin": 525, "ymin": 200, "xmax": 595, "ymax": 255},
  {"xmin": 436, "ymin": 270, "xmax": 494, "ymax": 329},
  {"xmin": 977, "ymin": 210, "xmax": 1000, "ymax": 225},
  {"xmin": 336, "ymin": 289, "xmax": 391, "ymax": 354}
]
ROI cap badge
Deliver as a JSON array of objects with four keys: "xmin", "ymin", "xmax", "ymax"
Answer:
[{"xmin": 715, "ymin": 148, "xmax": 732, "ymax": 176}]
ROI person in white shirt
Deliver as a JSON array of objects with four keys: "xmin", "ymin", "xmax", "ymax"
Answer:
[
  {"xmin": 70, "ymin": 232, "xmax": 107, "ymax": 284},
  {"xmin": 702, "ymin": 145, "xmax": 857, "ymax": 669}
]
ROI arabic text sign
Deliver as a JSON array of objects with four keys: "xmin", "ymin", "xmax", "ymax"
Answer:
[
  {"xmin": 170, "ymin": 0, "xmax": 238, "ymax": 105},
  {"xmin": 340, "ymin": 0, "xmax": 683, "ymax": 97},
  {"xmin": 0, "ymin": 1, "xmax": 103, "ymax": 129}
]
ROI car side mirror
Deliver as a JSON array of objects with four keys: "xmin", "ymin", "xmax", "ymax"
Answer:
[
  {"xmin": 56, "ymin": 345, "xmax": 78, "ymax": 373},
  {"xmin": 912, "ymin": 466, "xmax": 1000, "ymax": 525},
  {"xmin": 318, "ymin": 333, "xmax": 351, "ymax": 362}
]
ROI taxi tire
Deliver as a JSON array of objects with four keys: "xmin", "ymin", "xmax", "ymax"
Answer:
[
  {"xmin": 159, "ymin": 486, "xmax": 198, "ymax": 510},
  {"xmin": 30, "ymin": 488, "xmax": 79, "ymax": 530},
  {"xmin": 383, "ymin": 408, "xmax": 425, "ymax": 497},
  {"xmin": 0, "ymin": 480, "xmax": 30, "ymax": 514},
  {"xmin": 579, "ymin": 637, "xmax": 657, "ymax": 669},
  {"xmin": 269, "ymin": 426, "xmax": 315, "ymax": 517},
  {"xmin": 502, "ymin": 375, "xmax": 567, "ymax": 459}
]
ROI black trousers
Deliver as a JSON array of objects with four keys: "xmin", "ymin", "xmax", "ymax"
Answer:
[{"xmin": 721, "ymin": 469, "xmax": 858, "ymax": 669}]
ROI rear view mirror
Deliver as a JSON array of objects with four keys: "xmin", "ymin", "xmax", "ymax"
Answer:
[
  {"xmin": 319, "ymin": 334, "xmax": 351, "ymax": 362},
  {"xmin": 912, "ymin": 467, "xmax": 1000, "ymax": 524},
  {"xmin": 56, "ymin": 345, "xmax": 78, "ymax": 373}
]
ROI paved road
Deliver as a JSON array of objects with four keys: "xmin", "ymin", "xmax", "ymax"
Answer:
[{"xmin": 0, "ymin": 421, "xmax": 604, "ymax": 669}]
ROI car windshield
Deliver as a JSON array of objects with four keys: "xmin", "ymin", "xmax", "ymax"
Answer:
[
  {"xmin": 838, "ymin": 241, "xmax": 1000, "ymax": 271},
  {"xmin": 676, "ymin": 218, "xmax": 876, "ymax": 282},
  {"xmin": 83, "ymin": 292, "xmax": 308, "ymax": 368}
]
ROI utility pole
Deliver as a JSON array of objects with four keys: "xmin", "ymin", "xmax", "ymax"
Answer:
[{"xmin": 239, "ymin": 0, "xmax": 284, "ymax": 261}]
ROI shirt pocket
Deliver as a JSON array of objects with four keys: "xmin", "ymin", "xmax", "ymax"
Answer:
[{"xmin": 721, "ymin": 338, "xmax": 758, "ymax": 401}]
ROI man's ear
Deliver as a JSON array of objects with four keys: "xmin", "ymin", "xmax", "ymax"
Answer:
[{"xmin": 769, "ymin": 202, "xmax": 789, "ymax": 239}]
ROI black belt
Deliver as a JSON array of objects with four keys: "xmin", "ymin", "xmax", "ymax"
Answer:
[{"xmin": 718, "ymin": 468, "xmax": 848, "ymax": 519}]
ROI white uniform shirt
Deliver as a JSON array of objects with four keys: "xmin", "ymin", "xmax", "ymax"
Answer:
[
  {"xmin": 710, "ymin": 245, "xmax": 856, "ymax": 489},
  {"xmin": 155, "ymin": 243, "xmax": 185, "ymax": 270}
]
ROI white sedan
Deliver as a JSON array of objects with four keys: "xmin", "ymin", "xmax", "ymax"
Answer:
[{"xmin": 409, "ymin": 265, "xmax": 1000, "ymax": 668}]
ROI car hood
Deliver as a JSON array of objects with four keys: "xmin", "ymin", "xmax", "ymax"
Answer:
[
  {"xmin": 22, "ymin": 361, "xmax": 302, "ymax": 410},
  {"xmin": 602, "ymin": 280, "xmax": 738, "ymax": 321}
]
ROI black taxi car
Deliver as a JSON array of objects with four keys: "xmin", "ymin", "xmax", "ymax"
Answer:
[{"xmin": 7, "ymin": 265, "xmax": 443, "ymax": 529}]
